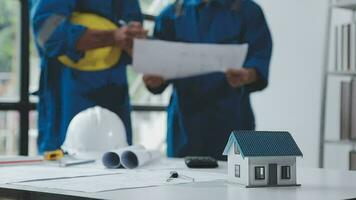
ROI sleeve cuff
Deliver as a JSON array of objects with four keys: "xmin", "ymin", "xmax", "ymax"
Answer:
[
  {"xmin": 244, "ymin": 58, "xmax": 270, "ymax": 92},
  {"xmin": 64, "ymin": 24, "xmax": 87, "ymax": 62}
]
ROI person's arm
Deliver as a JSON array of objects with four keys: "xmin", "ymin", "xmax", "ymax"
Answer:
[
  {"xmin": 241, "ymin": 1, "xmax": 273, "ymax": 92},
  {"xmin": 143, "ymin": 5, "xmax": 176, "ymax": 94},
  {"xmin": 226, "ymin": 2, "xmax": 273, "ymax": 91},
  {"xmin": 76, "ymin": 24, "xmax": 147, "ymax": 56},
  {"xmin": 116, "ymin": 0, "xmax": 145, "ymax": 63},
  {"xmin": 31, "ymin": 0, "xmax": 146, "ymax": 60},
  {"xmin": 76, "ymin": 30, "xmax": 115, "ymax": 51},
  {"xmin": 31, "ymin": 0, "xmax": 86, "ymax": 61}
]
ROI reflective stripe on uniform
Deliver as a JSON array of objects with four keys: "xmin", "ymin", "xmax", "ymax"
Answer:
[{"xmin": 38, "ymin": 15, "xmax": 66, "ymax": 48}]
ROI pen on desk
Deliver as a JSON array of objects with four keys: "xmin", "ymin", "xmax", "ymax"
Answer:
[{"xmin": 59, "ymin": 159, "xmax": 95, "ymax": 167}]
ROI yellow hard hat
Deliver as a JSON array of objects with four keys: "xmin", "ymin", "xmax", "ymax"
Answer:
[{"xmin": 58, "ymin": 12, "xmax": 121, "ymax": 71}]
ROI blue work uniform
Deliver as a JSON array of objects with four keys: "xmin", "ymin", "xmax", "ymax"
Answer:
[
  {"xmin": 31, "ymin": 0, "xmax": 143, "ymax": 153},
  {"xmin": 151, "ymin": 0, "xmax": 272, "ymax": 160}
]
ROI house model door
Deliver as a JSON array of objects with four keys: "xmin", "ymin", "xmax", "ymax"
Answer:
[{"xmin": 268, "ymin": 164, "xmax": 278, "ymax": 186}]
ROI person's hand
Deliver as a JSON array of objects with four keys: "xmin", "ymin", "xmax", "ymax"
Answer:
[
  {"xmin": 126, "ymin": 22, "xmax": 148, "ymax": 39},
  {"xmin": 143, "ymin": 75, "xmax": 166, "ymax": 89},
  {"xmin": 113, "ymin": 22, "xmax": 148, "ymax": 56},
  {"xmin": 225, "ymin": 68, "xmax": 258, "ymax": 88}
]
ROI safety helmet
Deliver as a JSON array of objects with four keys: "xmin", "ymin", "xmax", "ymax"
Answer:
[
  {"xmin": 58, "ymin": 12, "xmax": 121, "ymax": 71},
  {"xmin": 61, "ymin": 106, "xmax": 128, "ymax": 160}
]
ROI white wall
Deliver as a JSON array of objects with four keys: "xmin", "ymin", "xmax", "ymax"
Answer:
[{"xmin": 251, "ymin": 0, "xmax": 329, "ymax": 167}]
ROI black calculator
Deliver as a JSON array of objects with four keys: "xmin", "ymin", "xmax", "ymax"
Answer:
[{"xmin": 184, "ymin": 156, "xmax": 219, "ymax": 168}]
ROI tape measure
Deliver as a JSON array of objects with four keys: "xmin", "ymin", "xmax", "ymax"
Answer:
[{"xmin": 44, "ymin": 149, "xmax": 65, "ymax": 161}]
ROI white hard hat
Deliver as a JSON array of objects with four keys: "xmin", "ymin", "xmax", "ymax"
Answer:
[{"xmin": 61, "ymin": 106, "xmax": 128, "ymax": 160}]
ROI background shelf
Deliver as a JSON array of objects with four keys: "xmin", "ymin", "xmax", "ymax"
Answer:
[
  {"xmin": 325, "ymin": 139, "xmax": 356, "ymax": 145},
  {"xmin": 328, "ymin": 70, "xmax": 356, "ymax": 76},
  {"xmin": 334, "ymin": 0, "xmax": 356, "ymax": 10}
]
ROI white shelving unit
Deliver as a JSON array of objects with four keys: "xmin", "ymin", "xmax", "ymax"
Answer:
[
  {"xmin": 334, "ymin": 0, "xmax": 356, "ymax": 10},
  {"xmin": 325, "ymin": 139, "xmax": 356, "ymax": 145},
  {"xmin": 328, "ymin": 71, "xmax": 356, "ymax": 76},
  {"xmin": 319, "ymin": 0, "xmax": 356, "ymax": 170}
]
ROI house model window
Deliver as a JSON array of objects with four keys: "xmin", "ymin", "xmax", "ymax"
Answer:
[
  {"xmin": 281, "ymin": 166, "xmax": 291, "ymax": 179},
  {"xmin": 235, "ymin": 165, "xmax": 240, "ymax": 178},
  {"xmin": 234, "ymin": 143, "xmax": 240, "ymax": 154},
  {"xmin": 255, "ymin": 166, "xmax": 265, "ymax": 180}
]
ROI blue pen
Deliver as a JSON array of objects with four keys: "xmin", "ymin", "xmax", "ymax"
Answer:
[
  {"xmin": 118, "ymin": 20, "xmax": 129, "ymax": 27},
  {"xmin": 118, "ymin": 20, "xmax": 154, "ymax": 39}
]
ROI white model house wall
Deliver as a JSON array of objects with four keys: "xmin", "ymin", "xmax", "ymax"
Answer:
[
  {"xmin": 248, "ymin": 156, "xmax": 297, "ymax": 187},
  {"xmin": 227, "ymin": 144, "xmax": 249, "ymax": 185}
]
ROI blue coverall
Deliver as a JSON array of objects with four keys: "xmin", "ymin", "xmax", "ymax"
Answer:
[
  {"xmin": 31, "ymin": 0, "xmax": 143, "ymax": 153},
  {"xmin": 151, "ymin": 0, "xmax": 273, "ymax": 160}
]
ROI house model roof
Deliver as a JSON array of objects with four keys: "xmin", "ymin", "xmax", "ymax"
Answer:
[{"xmin": 223, "ymin": 131, "xmax": 303, "ymax": 158}]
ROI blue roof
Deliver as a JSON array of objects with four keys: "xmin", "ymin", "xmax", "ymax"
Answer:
[{"xmin": 223, "ymin": 131, "xmax": 303, "ymax": 158}]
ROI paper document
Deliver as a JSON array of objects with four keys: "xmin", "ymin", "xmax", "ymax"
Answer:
[
  {"xmin": 133, "ymin": 39, "xmax": 248, "ymax": 79},
  {"xmin": 14, "ymin": 170, "xmax": 227, "ymax": 193},
  {"xmin": 102, "ymin": 145, "xmax": 144, "ymax": 168},
  {"xmin": 102, "ymin": 145, "xmax": 160, "ymax": 169},
  {"xmin": 120, "ymin": 149, "xmax": 161, "ymax": 169},
  {"xmin": 0, "ymin": 165, "xmax": 118, "ymax": 184}
]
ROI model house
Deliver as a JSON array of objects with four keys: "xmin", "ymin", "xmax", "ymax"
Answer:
[{"xmin": 223, "ymin": 131, "xmax": 303, "ymax": 187}]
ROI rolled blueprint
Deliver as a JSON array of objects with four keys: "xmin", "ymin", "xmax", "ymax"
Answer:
[
  {"xmin": 102, "ymin": 145, "xmax": 144, "ymax": 169},
  {"xmin": 121, "ymin": 149, "xmax": 161, "ymax": 169}
]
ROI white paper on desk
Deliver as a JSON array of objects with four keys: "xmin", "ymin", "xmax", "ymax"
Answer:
[
  {"xmin": 14, "ymin": 170, "xmax": 227, "ymax": 193},
  {"xmin": 0, "ymin": 165, "xmax": 118, "ymax": 184},
  {"xmin": 102, "ymin": 145, "xmax": 145, "ymax": 169},
  {"xmin": 121, "ymin": 149, "xmax": 161, "ymax": 169},
  {"xmin": 133, "ymin": 39, "xmax": 248, "ymax": 79}
]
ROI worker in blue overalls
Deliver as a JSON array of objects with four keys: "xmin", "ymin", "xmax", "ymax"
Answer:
[
  {"xmin": 143, "ymin": 0, "xmax": 273, "ymax": 160},
  {"xmin": 31, "ymin": 0, "xmax": 145, "ymax": 153}
]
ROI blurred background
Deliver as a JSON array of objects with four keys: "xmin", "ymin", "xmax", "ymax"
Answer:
[{"xmin": 0, "ymin": 0, "xmax": 355, "ymax": 171}]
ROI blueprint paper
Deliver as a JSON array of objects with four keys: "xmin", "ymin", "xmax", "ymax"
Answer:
[
  {"xmin": 133, "ymin": 39, "xmax": 248, "ymax": 79},
  {"xmin": 0, "ymin": 165, "xmax": 118, "ymax": 184},
  {"xmin": 13, "ymin": 170, "xmax": 227, "ymax": 193},
  {"xmin": 120, "ymin": 149, "xmax": 161, "ymax": 169},
  {"xmin": 102, "ymin": 145, "xmax": 145, "ymax": 169}
]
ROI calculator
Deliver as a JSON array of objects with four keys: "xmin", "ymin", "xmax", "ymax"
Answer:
[{"xmin": 184, "ymin": 156, "xmax": 219, "ymax": 168}]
